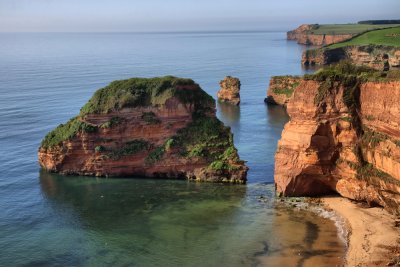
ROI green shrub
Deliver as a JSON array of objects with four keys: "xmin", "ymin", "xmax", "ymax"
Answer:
[
  {"xmin": 340, "ymin": 117, "xmax": 353, "ymax": 123},
  {"xmin": 107, "ymin": 139, "xmax": 150, "ymax": 160},
  {"xmin": 41, "ymin": 117, "xmax": 98, "ymax": 149},
  {"xmin": 164, "ymin": 138, "xmax": 174, "ymax": 151},
  {"xmin": 361, "ymin": 128, "xmax": 388, "ymax": 149},
  {"xmin": 101, "ymin": 116, "xmax": 124, "ymax": 128},
  {"xmin": 188, "ymin": 144, "xmax": 207, "ymax": 158},
  {"xmin": 145, "ymin": 146, "xmax": 165, "ymax": 165},
  {"xmin": 209, "ymin": 160, "xmax": 227, "ymax": 171},
  {"xmin": 170, "ymin": 115, "xmax": 240, "ymax": 168},
  {"xmin": 95, "ymin": 145, "xmax": 106, "ymax": 152},
  {"xmin": 141, "ymin": 112, "xmax": 161, "ymax": 125}
]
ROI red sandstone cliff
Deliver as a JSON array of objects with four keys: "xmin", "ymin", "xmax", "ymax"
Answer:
[
  {"xmin": 287, "ymin": 24, "xmax": 353, "ymax": 46},
  {"xmin": 217, "ymin": 76, "xmax": 241, "ymax": 105},
  {"xmin": 39, "ymin": 77, "xmax": 248, "ymax": 183},
  {"xmin": 302, "ymin": 45, "xmax": 400, "ymax": 70},
  {"xmin": 274, "ymin": 66, "xmax": 400, "ymax": 214}
]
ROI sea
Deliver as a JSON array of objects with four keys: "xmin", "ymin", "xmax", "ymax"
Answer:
[{"xmin": 0, "ymin": 32, "xmax": 346, "ymax": 267}]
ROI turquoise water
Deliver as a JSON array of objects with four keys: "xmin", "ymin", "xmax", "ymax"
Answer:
[{"xmin": 0, "ymin": 32, "xmax": 345, "ymax": 266}]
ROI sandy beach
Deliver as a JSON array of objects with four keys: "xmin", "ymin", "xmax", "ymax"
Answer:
[{"xmin": 322, "ymin": 197, "xmax": 400, "ymax": 267}]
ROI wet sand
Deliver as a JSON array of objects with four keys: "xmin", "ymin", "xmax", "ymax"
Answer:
[{"xmin": 322, "ymin": 197, "xmax": 400, "ymax": 267}]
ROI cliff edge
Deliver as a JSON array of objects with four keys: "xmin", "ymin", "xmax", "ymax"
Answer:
[
  {"xmin": 302, "ymin": 27, "xmax": 400, "ymax": 69},
  {"xmin": 287, "ymin": 24, "xmax": 353, "ymax": 46},
  {"xmin": 274, "ymin": 63, "xmax": 400, "ymax": 215},
  {"xmin": 39, "ymin": 76, "xmax": 248, "ymax": 183}
]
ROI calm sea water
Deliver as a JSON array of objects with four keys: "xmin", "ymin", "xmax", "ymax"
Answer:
[{"xmin": 0, "ymin": 32, "xmax": 345, "ymax": 266}]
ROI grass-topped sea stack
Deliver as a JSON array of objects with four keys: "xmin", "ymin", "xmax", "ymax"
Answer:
[
  {"xmin": 217, "ymin": 76, "xmax": 241, "ymax": 105},
  {"xmin": 38, "ymin": 76, "xmax": 248, "ymax": 183}
]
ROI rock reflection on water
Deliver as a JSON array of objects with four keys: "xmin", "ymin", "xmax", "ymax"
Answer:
[
  {"xmin": 217, "ymin": 101, "xmax": 241, "ymax": 130},
  {"xmin": 265, "ymin": 104, "xmax": 289, "ymax": 126},
  {"xmin": 39, "ymin": 172, "xmax": 345, "ymax": 267}
]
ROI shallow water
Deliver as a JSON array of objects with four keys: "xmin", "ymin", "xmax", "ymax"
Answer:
[{"xmin": 0, "ymin": 32, "xmax": 345, "ymax": 266}]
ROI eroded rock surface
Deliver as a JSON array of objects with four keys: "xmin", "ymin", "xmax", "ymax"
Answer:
[
  {"xmin": 274, "ymin": 64, "xmax": 400, "ymax": 214},
  {"xmin": 287, "ymin": 24, "xmax": 353, "ymax": 46},
  {"xmin": 302, "ymin": 45, "xmax": 400, "ymax": 70},
  {"xmin": 39, "ymin": 76, "xmax": 248, "ymax": 183},
  {"xmin": 217, "ymin": 76, "xmax": 241, "ymax": 105}
]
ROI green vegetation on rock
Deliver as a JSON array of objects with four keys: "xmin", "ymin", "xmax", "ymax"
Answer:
[
  {"xmin": 108, "ymin": 140, "xmax": 151, "ymax": 160},
  {"xmin": 171, "ymin": 114, "xmax": 241, "ymax": 170},
  {"xmin": 309, "ymin": 24, "xmax": 400, "ymax": 36},
  {"xmin": 80, "ymin": 76, "xmax": 214, "ymax": 115},
  {"xmin": 41, "ymin": 117, "xmax": 97, "ymax": 149},
  {"xmin": 141, "ymin": 112, "xmax": 161, "ymax": 125},
  {"xmin": 329, "ymin": 27, "xmax": 400, "ymax": 48},
  {"xmin": 271, "ymin": 76, "xmax": 301, "ymax": 97},
  {"xmin": 145, "ymin": 146, "xmax": 165, "ymax": 165},
  {"xmin": 100, "ymin": 116, "xmax": 124, "ymax": 129},
  {"xmin": 358, "ymin": 20, "xmax": 400, "ymax": 25}
]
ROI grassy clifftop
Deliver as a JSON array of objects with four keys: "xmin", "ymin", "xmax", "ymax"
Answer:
[
  {"xmin": 305, "ymin": 23, "xmax": 400, "ymax": 35},
  {"xmin": 329, "ymin": 27, "xmax": 400, "ymax": 48},
  {"xmin": 80, "ymin": 76, "xmax": 214, "ymax": 115}
]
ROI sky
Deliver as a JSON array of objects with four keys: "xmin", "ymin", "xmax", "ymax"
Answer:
[{"xmin": 0, "ymin": 0, "xmax": 399, "ymax": 32}]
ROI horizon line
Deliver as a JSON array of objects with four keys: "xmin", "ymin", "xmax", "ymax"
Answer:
[{"xmin": 0, "ymin": 29, "xmax": 290, "ymax": 34}]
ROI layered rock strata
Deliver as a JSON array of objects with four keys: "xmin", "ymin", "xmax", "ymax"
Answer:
[
  {"xmin": 287, "ymin": 24, "xmax": 353, "ymax": 46},
  {"xmin": 264, "ymin": 76, "xmax": 301, "ymax": 106},
  {"xmin": 39, "ymin": 76, "xmax": 248, "ymax": 183},
  {"xmin": 217, "ymin": 76, "xmax": 241, "ymax": 105},
  {"xmin": 274, "ymin": 63, "xmax": 400, "ymax": 214},
  {"xmin": 302, "ymin": 45, "xmax": 400, "ymax": 70}
]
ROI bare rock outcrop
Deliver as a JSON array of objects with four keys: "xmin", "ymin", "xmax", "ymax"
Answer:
[
  {"xmin": 39, "ymin": 76, "xmax": 248, "ymax": 183},
  {"xmin": 217, "ymin": 76, "xmax": 241, "ymax": 105}
]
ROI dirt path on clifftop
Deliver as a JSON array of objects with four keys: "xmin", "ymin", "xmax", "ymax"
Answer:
[{"xmin": 322, "ymin": 197, "xmax": 400, "ymax": 267}]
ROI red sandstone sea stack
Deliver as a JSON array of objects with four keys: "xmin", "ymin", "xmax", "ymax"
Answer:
[
  {"xmin": 38, "ymin": 76, "xmax": 248, "ymax": 183},
  {"xmin": 217, "ymin": 76, "xmax": 241, "ymax": 105}
]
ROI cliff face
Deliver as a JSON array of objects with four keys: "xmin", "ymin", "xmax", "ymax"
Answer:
[
  {"xmin": 264, "ymin": 76, "xmax": 301, "ymax": 106},
  {"xmin": 39, "ymin": 76, "xmax": 248, "ymax": 183},
  {"xmin": 274, "ymin": 65, "xmax": 400, "ymax": 214},
  {"xmin": 287, "ymin": 24, "xmax": 353, "ymax": 46},
  {"xmin": 302, "ymin": 45, "xmax": 400, "ymax": 70},
  {"xmin": 217, "ymin": 76, "xmax": 241, "ymax": 105}
]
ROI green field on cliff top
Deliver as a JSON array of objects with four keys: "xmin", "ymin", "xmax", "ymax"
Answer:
[
  {"xmin": 329, "ymin": 27, "xmax": 400, "ymax": 48},
  {"xmin": 309, "ymin": 24, "xmax": 400, "ymax": 35}
]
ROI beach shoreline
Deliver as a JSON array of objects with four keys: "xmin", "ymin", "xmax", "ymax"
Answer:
[{"xmin": 321, "ymin": 197, "xmax": 400, "ymax": 267}]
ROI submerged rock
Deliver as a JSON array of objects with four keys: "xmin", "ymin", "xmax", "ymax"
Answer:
[
  {"xmin": 38, "ymin": 76, "xmax": 248, "ymax": 183},
  {"xmin": 217, "ymin": 76, "xmax": 241, "ymax": 105}
]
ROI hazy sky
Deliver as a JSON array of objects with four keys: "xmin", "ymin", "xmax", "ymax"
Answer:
[{"xmin": 1, "ymin": 0, "xmax": 399, "ymax": 32}]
